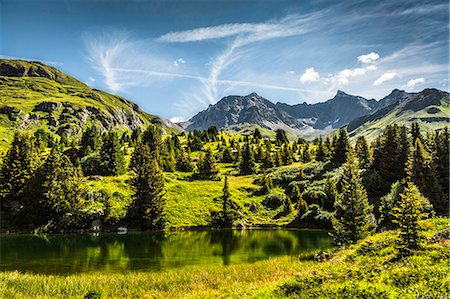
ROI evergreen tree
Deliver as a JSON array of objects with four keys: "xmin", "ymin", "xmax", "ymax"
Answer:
[
  {"xmin": 218, "ymin": 176, "xmax": 233, "ymax": 227},
  {"xmin": 301, "ymin": 144, "xmax": 312, "ymax": 163},
  {"xmin": 393, "ymin": 182, "xmax": 430, "ymax": 255},
  {"xmin": 281, "ymin": 143, "xmax": 294, "ymax": 165},
  {"xmin": 127, "ymin": 141, "xmax": 166, "ymax": 230},
  {"xmin": 331, "ymin": 129, "xmax": 351, "ymax": 164},
  {"xmin": 0, "ymin": 132, "xmax": 39, "ymax": 202},
  {"xmin": 100, "ymin": 131, "xmax": 126, "ymax": 176},
  {"xmin": 221, "ymin": 146, "xmax": 234, "ymax": 163},
  {"xmin": 406, "ymin": 139, "xmax": 444, "ymax": 214},
  {"xmin": 410, "ymin": 122, "xmax": 422, "ymax": 142},
  {"xmin": 261, "ymin": 150, "xmax": 275, "ymax": 169},
  {"xmin": 33, "ymin": 148, "xmax": 84, "ymax": 227},
  {"xmin": 253, "ymin": 128, "xmax": 262, "ymax": 140},
  {"xmin": 290, "ymin": 184, "xmax": 308, "ymax": 215},
  {"xmin": 260, "ymin": 170, "xmax": 273, "ymax": 194},
  {"xmin": 432, "ymin": 127, "xmax": 449, "ymax": 211},
  {"xmin": 161, "ymin": 143, "xmax": 176, "ymax": 172},
  {"xmin": 142, "ymin": 125, "xmax": 163, "ymax": 158},
  {"xmin": 196, "ymin": 148, "xmax": 219, "ymax": 179},
  {"xmin": 323, "ymin": 176, "xmax": 338, "ymax": 211},
  {"xmin": 79, "ymin": 126, "xmax": 102, "ymax": 157},
  {"xmin": 378, "ymin": 181, "xmax": 407, "ymax": 230},
  {"xmin": 332, "ymin": 154, "xmax": 374, "ymax": 246},
  {"xmin": 274, "ymin": 150, "xmax": 282, "ymax": 167},
  {"xmin": 176, "ymin": 150, "xmax": 194, "ymax": 172},
  {"xmin": 275, "ymin": 129, "xmax": 288, "ymax": 145},
  {"xmin": 355, "ymin": 136, "xmax": 370, "ymax": 168},
  {"xmin": 239, "ymin": 142, "xmax": 257, "ymax": 174},
  {"xmin": 315, "ymin": 137, "xmax": 328, "ymax": 162}
]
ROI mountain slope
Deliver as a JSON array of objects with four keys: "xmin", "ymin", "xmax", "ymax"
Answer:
[
  {"xmin": 0, "ymin": 59, "xmax": 182, "ymax": 150},
  {"xmin": 348, "ymin": 88, "xmax": 450, "ymax": 140},
  {"xmin": 182, "ymin": 91, "xmax": 379, "ymax": 135},
  {"xmin": 182, "ymin": 88, "xmax": 449, "ymax": 138}
]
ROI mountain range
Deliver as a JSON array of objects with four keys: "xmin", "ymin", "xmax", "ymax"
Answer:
[
  {"xmin": 180, "ymin": 88, "xmax": 449, "ymax": 138},
  {"xmin": 0, "ymin": 59, "xmax": 448, "ymax": 149}
]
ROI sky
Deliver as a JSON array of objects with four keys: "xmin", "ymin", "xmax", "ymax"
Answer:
[{"xmin": 0, "ymin": 0, "xmax": 448, "ymax": 122}]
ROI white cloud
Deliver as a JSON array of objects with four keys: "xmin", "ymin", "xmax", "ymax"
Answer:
[
  {"xmin": 169, "ymin": 116, "xmax": 184, "ymax": 123},
  {"xmin": 173, "ymin": 58, "xmax": 186, "ymax": 66},
  {"xmin": 357, "ymin": 52, "xmax": 380, "ymax": 64},
  {"xmin": 406, "ymin": 77, "xmax": 425, "ymax": 89},
  {"xmin": 288, "ymin": 70, "xmax": 295, "ymax": 75},
  {"xmin": 300, "ymin": 67, "xmax": 320, "ymax": 83},
  {"xmin": 373, "ymin": 72, "xmax": 398, "ymax": 86},
  {"xmin": 331, "ymin": 67, "xmax": 367, "ymax": 86}
]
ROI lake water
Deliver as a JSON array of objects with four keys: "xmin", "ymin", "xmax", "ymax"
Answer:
[{"xmin": 0, "ymin": 229, "xmax": 331, "ymax": 274}]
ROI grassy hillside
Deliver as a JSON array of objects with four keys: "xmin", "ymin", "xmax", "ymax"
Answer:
[
  {"xmin": 0, "ymin": 59, "xmax": 179, "ymax": 154},
  {"xmin": 0, "ymin": 218, "xmax": 447, "ymax": 298},
  {"xmin": 349, "ymin": 97, "xmax": 450, "ymax": 141}
]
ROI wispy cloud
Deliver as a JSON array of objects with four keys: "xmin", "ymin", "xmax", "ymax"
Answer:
[
  {"xmin": 373, "ymin": 71, "xmax": 398, "ymax": 86},
  {"xmin": 357, "ymin": 52, "xmax": 380, "ymax": 64},
  {"xmin": 405, "ymin": 77, "xmax": 425, "ymax": 89}
]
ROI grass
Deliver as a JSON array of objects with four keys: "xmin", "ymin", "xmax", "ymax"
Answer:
[{"xmin": 0, "ymin": 218, "xmax": 447, "ymax": 298}]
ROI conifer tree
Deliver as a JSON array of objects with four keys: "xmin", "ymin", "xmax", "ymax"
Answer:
[
  {"xmin": 79, "ymin": 126, "xmax": 102, "ymax": 157},
  {"xmin": 221, "ymin": 146, "xmax": 234, "ymax": 163},
  {"xmin": 332, "ymin": 154, "xmax": 374, "ymax": 246},
  {"xmin": 378, "ymin": 181, "xmax": 407, "ymax": 230},
  {"xmin": 253, "ymin": 128, "xmax": 262, "ymax": 140},
  {"xmin": 218, "ymin": 176, "xmax": 233, "ymax": 227},
  {"xmin": 393, "ymin": 182, "xmax": 430, "ymax": 255},
  {"xmin": 281, "ymin": 143, "xmax": 294, "ymax": 165},
  {"xmin": 239, "ymin": 142, "xmax": 257, "ymax": 174},
  {"xmin": 301, "ymin": 144, "xmax": 312, "ymax": 163},
  {"xmin": 260, "ymin": 170, "xmax": 273, "ymax": 194},
  {"xmin": 323, "ymin": 176, "xmax": 338, "ymax": 211},
  {"xmin": 355, "ymin": 136, "xmax": 370, "ymax": 168},
  {"xmin": 432, "ymin": 127, "xmax": 449, "ymax": 210},
  {"xmin": 290, "ymin": 184, "xmax": 308, "ymax": 215},
  {"xmin": 331, "ymin": 129, "xmax": 351, "ymax": 164},
  {"xmin": 274, "ymin": 150, "xmax": 282, "ymax": 167},
  {"xmin": 410, "ymin": 122, "xmax": 422, "ymax": 142},
  {"xmin": 406, "ymin": 138, "xmax": 444, "ymax": 214},
  {"xmin": 142, "ymin": 125, "xmax": 163, "ymax": 158},
  {"xmin": 0, "ymin": 132, "xmax": 39, "ymax": 202},
  {"xmin": 127, "ymin": 141, "xmax": 166, "ymax": 230},
  {"xmin": 33, "ymin": 148, "xmax": 84, "ymax": 227},
  {"xmin": 100, "ymin": 131, "xmax": 126, "ymax": 176},
  {"xmin": 196, "ymin": 148, "xmax": 219, "ymax": 179},
  {"xmin": 315, "ymin": 137, "xmax": 328, "ymax": 162},
  {"xmin": 176, "ymin": 150, "xmax": 194, "ymax": 172},
  {"xmin": 275, "ymin": 129, "xmax": 288, "ymax": 145}
]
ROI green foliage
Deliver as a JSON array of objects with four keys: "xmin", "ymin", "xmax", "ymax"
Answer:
[
  {"xmin": 239, "ymin": 142, "xmax": 257, "ymax": 174},
  {"xmin": 0, "ymin": 132, "xmax": 39, "ymax": 202},
  {"xmin": 331, "ymin": 129, "xmax": 350, "ymax": 164},
  {"xmin": 176, "ymin": 150, "xmax": 194, "ymax": 172},
  {"xmin": 260, "ymin": 171, "xmax": 273, "ymax": 195},
  {"xmin": 100, "ymin": 131, "xmax": 126, "ymax": 176},
  {"xmin": 355, "ymin": 136, "xmax": 370, "ymax": 168},
  {"xmin": 332, "ymin": 154, "xmax": 374, "ymax": 246},
  {"xmin": 431, "ymin": 127, "xmax": 449, "ymax": 211},
  {"xmin": 275, "ymin": 129, "xmax": 288, "ymax": 145},
  {"xmin": 392, "ymin": 182, "xmax": 430, "ymax": 254},
  {"xmin": 79, "ymin": 126, "xmax": 102, "ymax": 157},
  {"xmin": 378, "ymin": 181, "xmax": 406, "ymax": 230},
  {"xmin": 126, "ymin": 141, "xmax": 166, "ymax": 230},
  {"xmin": 195, "ymin": 148, "xmax": 219, "ymax": 179},
  {"xmin": 406, "ymin": 139, "xmax": 444, "ymax": 214}
]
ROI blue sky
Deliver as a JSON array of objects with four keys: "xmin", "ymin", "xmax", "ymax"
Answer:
[{"xmin": 1, "ymin": 0, "xmax": 448, "ymax": 121}]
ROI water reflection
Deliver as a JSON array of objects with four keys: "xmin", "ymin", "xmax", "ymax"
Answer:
[{"xmin": 0, "ymin": 229, "xmax": 331, "ymax": 274}]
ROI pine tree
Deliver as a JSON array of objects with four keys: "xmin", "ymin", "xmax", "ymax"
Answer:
[
  {"xmin": 221, "ymin": 147, "xmax": 234, "ymax": 163},
  {"xmin": 218, "ymin": 176, "xmax": 233, "ymax": 227},
  {"xmin": 100, "ymin": 131, "xmax": 126, "ymax": 176},
  {"xmin": 332, "ymin": 154, "xmax": 374, "ymax": 246},
  {"xmin": 239, "ymin": 142, "xmax": 257, "ymax": 174},
  {"xmin": 315, "ymin": 137, "xmax": 328, "ymax": 162},
  {"xmin": 301, "ymin": 144, "xmax": 312, "ymax": 163},
  {"xmin": 253, "ymin": 128, "xmax": 262, "ymax": 140},
  {"xmin": 275, "ymin": 129, "xmax": 288, "ymax": 145},
  {"xmin": 432, "ymin": 127, "xmax": 449, "ymax": 212},
  {"xmin": 127, "ymin": 141, "xmax": 166, "ymax": 230},
  {"xmin": 274, "ymin": 150, "xmax": 282, "ymax": 167},
  {"xmin": 196, "ymin": 148, "xmax": 219, "ymax": 179},
  {"xmin": 331, "ymin": 129, "xmax": 351, "ymax": 164},
  {"xmin": 281, "ymin": 143, "xmax": 294, "ymax": 165},
  {"xmin": 323, "ymin": 176, "xmax": 338, "ymax": 211},
  {"xmin": 260, "ymin": 170, "xmax": 273, "ymax": 194},
  {"xmin": 378, "ymin": 181, "xmax": 407, "ymax": 230},
  {"xmin": 406, "ymin": 138, "xmax": 444, "ymax": 214},
  {"xmin": 142, "ymin": 125, "xmax": 163, "ymax": 159},
  {"xmin": 392, "ymin": 182, "xmax": 430, "ymax": 255},
  {"xmin": 33, "ymin": 148, "xmax": 84, "ymax": 227},
  {"xmin": 176, "ymin": 150, "xmax": 194, "ymax": 172},
  {"xmin": 0, "ymin": 132, "xmax": 39, "ymax": 202},
  {"xmin": 355, "ymin": 136, "xmax": 370, "ymax": 168},
  {"xmin": 410, "ymin": 122, "xmax": 422, "ymax": 142},
  {"xmin": 290, "ymin": 184, "xmax": 308, "ymax": 215},
  {"xmin": 79, "ymin": 126, "xmax": 102, "ymax": 157}
]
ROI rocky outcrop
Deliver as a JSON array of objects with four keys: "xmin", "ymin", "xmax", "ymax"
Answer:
[
  {"xmin": 0, "ymin": 106, "xmax": 21, "ymax": 121},
  {"xmin": 33, "ymin": 101, "xmax": 62, "ymax": 113}
]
